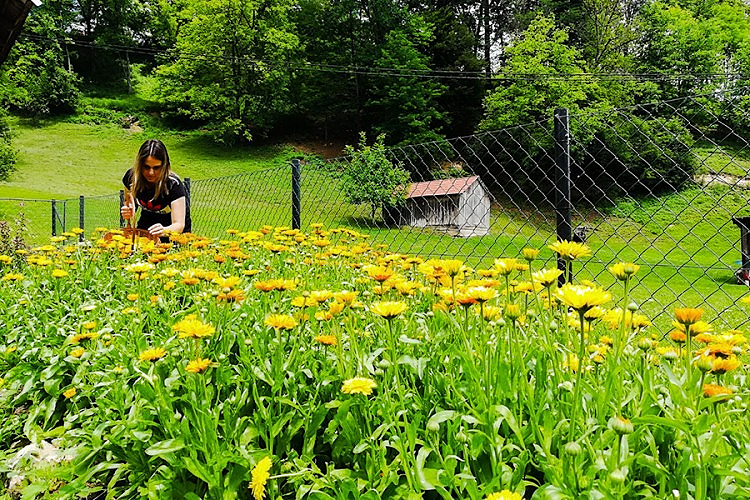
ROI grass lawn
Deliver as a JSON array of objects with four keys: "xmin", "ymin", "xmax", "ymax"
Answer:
[{"xmin": 3, "ymin": 114, "xmax": 750, "ymax": 334}]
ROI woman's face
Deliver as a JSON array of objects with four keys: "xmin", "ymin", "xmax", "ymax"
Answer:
[{"xmin": 142, "ymin": 156, "xmax": 164, "ymax": 184}]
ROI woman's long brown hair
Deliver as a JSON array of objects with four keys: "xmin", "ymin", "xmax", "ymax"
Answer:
[{"xmin": 130, "ymin": 139, "xmax": 172, "ymax": 200}]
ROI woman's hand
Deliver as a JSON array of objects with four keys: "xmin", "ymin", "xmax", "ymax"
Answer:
[
  {"xmin": 120, "ymin": 203, "xmax": 135, "ymax": 220},
  {"xmin": 148, "ymin": 223, "xmax": 166, "ymax": 237}
]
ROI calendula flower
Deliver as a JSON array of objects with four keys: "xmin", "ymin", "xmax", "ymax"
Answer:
[
  {"xmin": 185, "ymin": 358, "xmax": 213, "ymax": 373},
  {"xmin": 250, "ymin": 456, "xmax": 272, "ymax": 500},
  {"xmin": 440, "ymin": 259, "xmax": 465, "ymax": 277},
  {"xmin": 364, "ymin": 265, "xmax": 394, "ymax": 283},
  {"xmin": 370, "ymin": 301, "xmax": 408, "ymax": 319},
  {"xmin": 466, "ymin": 286, "xmax": 497, "ymax": 303},
  {"xmin": 51, "ymin": 269, "xmax": 69, "ymax": 278},
  {"xmin": 342, "ymin": 377, "xmax": 377, "ymax": 395},
  {"xmin": 70, "ymin": 347, "xmax": 85, "ymax": 358},
  {"xmin": 485, "ymin": 490, "xmax": 523, "ymax": 500},
  {"xmin": 139, "ymin": 347, "xmax": 168, "ymax": 362},
  {"xmin": 532, "ymin": 268, "xmax": 563, "ymax": 288},
  {"xmin": 173, "ymin": 315, "xmax": 216, "ymax": 339},
  {"xmin": 609, "ymin": 262, "xmax": 640, "ymax": 280},
  {"xmin": 711, "ymin": 356, "xmax": 741, "ymax": 374},
  {"xmin": 63, "ymin": 387, "xmax": 76, "ymax": 399},
  {"xmin": 264, "ymin": 314, "xmax": 298, "ymax": 330},
  {"xmin": 70, "ymin": 331, "xmax": 99, "ymax": 344},
  {"xmin": 315, "ymin": 335, "xmax": 337, "ymax": 346},
  {"xmin": 334, "ymin": 290, "xmax": 358, "ymax": 304},
  {"xmin": 493, "ymin": 258, "xmax": 521, "ymax": 276},
  {"xmin": 674, "ymin": 307, "xmax": 703, "ymax": 326},
  {"xmin": 549, "ymin": 240, "xmax": 591, "ymax": 260},
  {"xmin": 2, "ymin": 272, "xmax": 24, "ymax": 281},
  {"xmin": 703, "ymin": 383, "xmax": 733, "ymax": 400},
  {"xmin": 522, "ymin": 248, "xmax": 539, "ymax": 261},
  {"xmin": 555, "ymin": 283, "xmax": 611, "ymax": 313}
]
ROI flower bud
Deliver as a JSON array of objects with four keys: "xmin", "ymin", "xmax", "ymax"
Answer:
[
  {"xmin": 426, "ymin": 420, "xmax": 440, "ymax": 433},
  {"xmin": 563, "ymin": 441, "xmax": 583, "ymax": 456},
  {"xmin": 627, "ymin": 302, "xmax": 638, "ymax": 312},
  {"xmin": 608, "ymin": 416, "xmax": 634, "ymax": 435}
]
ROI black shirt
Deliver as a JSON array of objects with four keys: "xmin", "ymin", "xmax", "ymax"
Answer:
[{"xmin": 122, "ymin": 170, "xmax": 192, "ymax": 233}]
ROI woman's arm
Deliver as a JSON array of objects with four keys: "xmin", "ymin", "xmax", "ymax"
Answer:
[{"xmin": 146, "ymin": 196, "xmax": 186, "ymax": 237}]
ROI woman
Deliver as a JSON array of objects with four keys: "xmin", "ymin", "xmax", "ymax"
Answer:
[{"xmin": 120, "ymin": 139, "xmax": 192, "ymax": 239}]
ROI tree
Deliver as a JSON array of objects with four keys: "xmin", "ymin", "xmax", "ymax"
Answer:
[
  {"xmin": 342, "ymin": 133, "xmax": 411, "ymax": 221},
  {"xmin": 367, "ymin": 15, "xmax": 448, "ymax": 146},
  {"xmin": 0, "ymin": 108, "xmax": 17, "ymax": 181},
  {"xmin": 153, "ymin": 0, "xmax": 302, "ymax": 143},
  {"xmin": 1, "ymin": 1, "xmax": 80, "ymax": 116}
]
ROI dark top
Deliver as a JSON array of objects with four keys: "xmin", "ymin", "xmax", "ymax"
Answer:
[{"xmin": 122, "ymin": 170, "xmax": 192, "ymax": 233}]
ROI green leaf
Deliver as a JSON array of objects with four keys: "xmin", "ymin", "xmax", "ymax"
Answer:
[{"xmin": 145, "ymin": 438, "xmax": 185, "ymax": 456}]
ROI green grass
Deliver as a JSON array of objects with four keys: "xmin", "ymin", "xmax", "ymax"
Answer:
[{"xmin": 4, "ymin": 112, "xmax": 750, "ymax": 334}]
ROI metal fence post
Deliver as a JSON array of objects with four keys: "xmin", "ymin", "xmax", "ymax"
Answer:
[
  {"xmin": 119, "ymin": 190, "xmax": 125, "ymax": 228},
  {"xmin": 554, "ymin": 108, "xmax": 572, "ymax": 284},
  {"xmin": 292, "ymin": 159, "xmax": 301, "ymax": 230},
  {"xmin": 51, "ymin": 199, "xmax": 57, "ymax": 236},
  {"xmin": 79, "ymin": 195, "xmax": 84, "ymax": 241}
]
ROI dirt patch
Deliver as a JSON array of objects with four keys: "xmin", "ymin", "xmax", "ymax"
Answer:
[
  {"xmin": 695, "ymin": 172, "xmax": 750, "ymax": 188},
  {"xmin": 288, "ymin": 141, "xmax": 347, "ymax": 160}
]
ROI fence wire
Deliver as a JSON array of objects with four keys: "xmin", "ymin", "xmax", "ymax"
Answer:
[{"xmin": 3, "ymin": 89, "xmax": 750, "ymax": 333}]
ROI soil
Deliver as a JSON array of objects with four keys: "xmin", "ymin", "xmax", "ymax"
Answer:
[{"xmin": 287, "ymin": 140, "xmax": 347, "ymax": 160}]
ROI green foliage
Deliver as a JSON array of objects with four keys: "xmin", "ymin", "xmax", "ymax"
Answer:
[
  {"xmin": 0, "ymin": 110, "xmax": 16, "ymax": 181},
  {"xmin": 341, "ymin": 133, "xmax": 410, "ymax": 221},
  {"xmin": 153, "ymin": 0, "xmax": 301, "ymax": 144},
  {"xmin": 367, "ymin": 15, "xmax": 447, "ymax": 146},
  {"xmin": 479, "ymin": 15, "xmax": 601, "ymax": 132}
]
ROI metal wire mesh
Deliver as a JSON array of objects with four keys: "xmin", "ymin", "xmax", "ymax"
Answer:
[{"xmin": 3, "ymin": 89, "xmax": 750, "ymax": 333}]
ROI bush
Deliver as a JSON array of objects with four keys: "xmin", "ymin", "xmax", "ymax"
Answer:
[{"xmin": 0, "ymin": 109, "xmax": 17, "ymax": 181}]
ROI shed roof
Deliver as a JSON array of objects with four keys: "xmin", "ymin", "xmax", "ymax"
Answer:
[
  {"xmin": 407, "ymin": 175, "xmax": 483, "ymax": 198},
  {"xmin": 0, "ymin": 0, "xmax": 39, "ymax": 66}
]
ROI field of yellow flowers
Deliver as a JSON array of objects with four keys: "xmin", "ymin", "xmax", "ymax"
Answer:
[{"xmin": 0, "ymin": 225, "xmax": 748, "ymax": 499}]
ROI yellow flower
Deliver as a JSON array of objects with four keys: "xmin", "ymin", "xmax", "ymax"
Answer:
[
  {"xmin": 185, "ymin": 358, "xmax": 213, "ymax": 373},
  {"xmin": 370, "ymin": 301, "xmax": 408, "ymax": 319},
  {"xmin": 503, "ymin": 303, "xmax": 522, "ymax": 321},
  {"xmin": 139, "ymin": 347, "xmax": 168, "ymax": 362},
  {"xmin": 70, "ymin": 331, "xmax": 99, "ymax": 344},
  {"xmin": 70, "ymin": 347, "xmax": 85, "ymax": 358},
  {"xmin": 264, "ymin": 314, "xmax": 298, "ymax": 330},
  {"xmin": 172, "ymin": 315, "xmax": 216, "ymax": 339},
  {"xmin": 334, "ymin": 290, "xmax": 358, "ymax": 304},
  {"xmin": 440, "ymin": 259, "xmax": 464, "ymax": 277},
  {"xmin": 522, "ymin": 247, "xmax": 539, "ymax": 261},
  {"xmin": 555, "ymin": 283, "xmax": 611, "ymax": 313},
  {"xmin": 63, "ymin": 387, "xmax": 76, "ymax": 399},
  {"xmin": 51, "ymin": 269, "xmax": 69, "ymax": 278},
  {"xmin": 0, "ymin": 255, "xmax": 11, "ymax": 264},
  {"xmin": 2, "ymin": 272, "xmax": 24, "ymax": 281},
  {"xmin": 703, "ymin": 383, "xmax": 733, "ymax": 400},
  {"xmin": 315, "ymin": 334, "xmax": 338, "ymax": 346},
  {"xmin": 609, "ymin": 262, "xmax": 640, "ymax": 280},
  {"xmin": 493, "ymin": 258, "xmax": 521, "ymax": 276},
  {"xmin": 466, "ymin": 286, "xmax": 497, "ymax": 303},
  {"xmin": 485, "ymin": 490, "xmax": 523, "ymax": 500},
  {"xmin": 364, "ymin": 265, "xmax": 395, "ymax": 283},
  {"xmin": 532, "ymin": 268, "xmax": 563, "ymax": 288},
  {"xmin": 250, "ymin": 456, "xmax": 272, "ymax": 500},
  {"xmin": 711, "ymin": 356, "xmax": 741, "ymax": 374},
  {"xmin": 126, "ymin": 293, "xmax": 140, "ymax": 302},
  {"xmin": 548, "ymin": 240, "xmax": 591, "ymax": 260},
  {"xmin": 342, "ymin": 377, "xmax": 377, "ymax": 395},
  {"xmin": 674, "ymin": 307, "xmax": 703, "ymax": 326}
]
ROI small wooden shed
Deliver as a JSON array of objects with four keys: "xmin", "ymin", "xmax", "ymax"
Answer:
[{"xmin": 386, "ymin": 175, "xmax": 491, "ymax": 237}]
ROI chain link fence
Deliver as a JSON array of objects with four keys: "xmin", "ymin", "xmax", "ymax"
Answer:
[{"xmin": 2, "ymin": 89, "xmax": 750, "ymax": 332}]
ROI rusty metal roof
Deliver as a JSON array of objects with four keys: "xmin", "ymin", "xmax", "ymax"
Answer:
[
  {"xmin": 0, "ymin": 0, "xmax": 40, "ymax": 66},
  {"xmin": 407, "ymin": 175, "xmax": 482, "ymax": 198}
]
